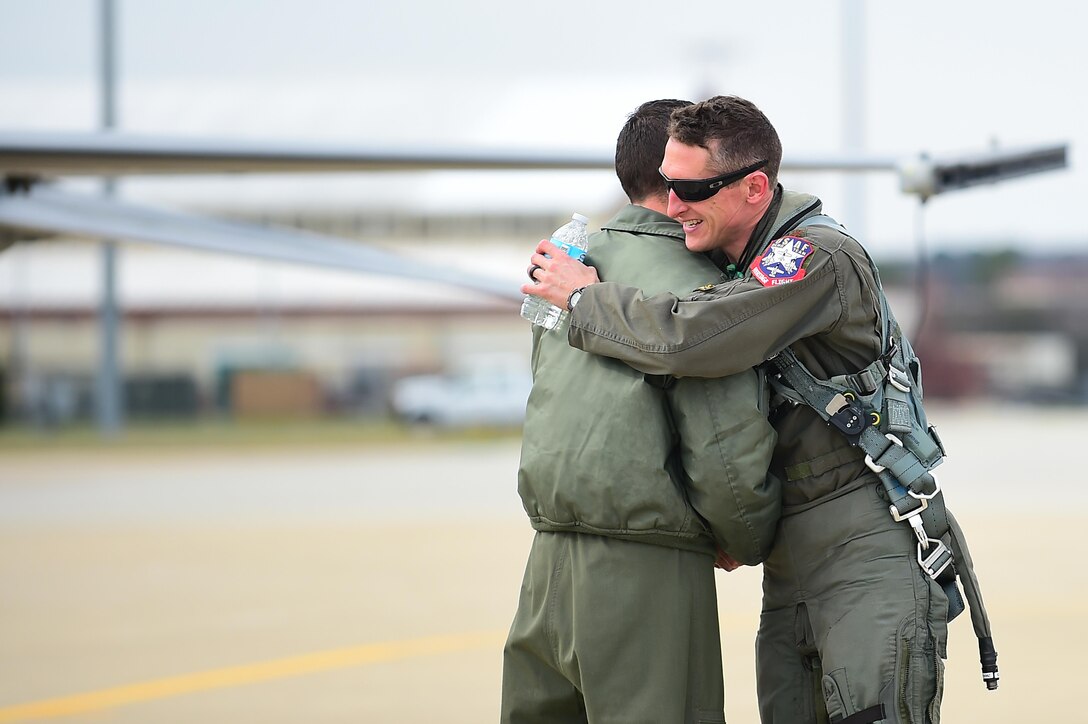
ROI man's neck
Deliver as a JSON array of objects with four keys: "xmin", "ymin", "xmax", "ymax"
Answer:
[
  {"xmin": 727, "ymin": 189, "xmax": 783, "ymax": 266},
  {"xmin": 723, "ymin": 231, "xmax": 756, "ymax": 264},
  {"xmin": 634, "ymin": 196, "xmax": 668, "ymax": 216}
]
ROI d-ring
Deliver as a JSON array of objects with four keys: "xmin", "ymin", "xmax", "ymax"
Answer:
[{"xmin": 527, "ymin": 264, "xmax": 543, "ymax": 281}]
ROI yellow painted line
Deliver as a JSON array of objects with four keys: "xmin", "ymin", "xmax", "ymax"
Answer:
[{"xmin": 0, "ymin": 630, "xmax": 505, "ymax": 722}]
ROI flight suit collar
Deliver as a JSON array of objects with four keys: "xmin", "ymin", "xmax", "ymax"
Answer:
[
  {"xmin": 734, "ymin": 186, "xmax": 823, "ymax": 270},
  {"xmin": 600, "ymin": 204, "xmax": 686, "ymax": 242}
]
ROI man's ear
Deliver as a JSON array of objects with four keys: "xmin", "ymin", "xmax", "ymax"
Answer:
[{"xmin": 746, "ymin": 171, "xmax": 772, "ymax": 204}]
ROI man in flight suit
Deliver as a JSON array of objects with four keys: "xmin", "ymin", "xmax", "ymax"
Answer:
[
  {"xmin": 523, "ymin": 95, "xmax": 960, "ymax": 724},
  {"xmin": 501, "ymin": 99, "xmax": 780, "ymax": 724}
]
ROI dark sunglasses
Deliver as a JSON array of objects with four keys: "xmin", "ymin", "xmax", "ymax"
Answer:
[{"xmin": 659, "ymin": 159, "xmax": 767, "ymax": 202}]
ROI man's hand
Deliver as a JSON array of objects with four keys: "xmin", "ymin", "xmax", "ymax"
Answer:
[
  {"xmin": 520, "ymin": 239, "xmax": 601, "ymax": 309},
  {"xmin": 714, "ymin": 549, "xmax": 742, "ymax": 572}
]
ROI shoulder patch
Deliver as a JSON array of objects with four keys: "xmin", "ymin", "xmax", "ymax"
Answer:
[{"xmin": 750, "ymin": 236, "xmax": 815, "ymax": 287}]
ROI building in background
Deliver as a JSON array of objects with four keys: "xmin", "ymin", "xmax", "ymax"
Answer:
[
  {"xmin": 0, "ymin": 208, "xmax": 585, "ymax": 426},
  {"xmin": 4, "ymin": 207, "xmax": 1088, "ymax": 429}
]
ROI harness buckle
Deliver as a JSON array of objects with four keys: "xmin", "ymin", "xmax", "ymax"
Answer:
[
  {"xmin": 917, "ymin": 537, "xmax": 954, "ymax": 580},
  {"xmin": 888, "ymin": 365, "xmax": 911, "ymax": 393},
  {"xmin": 889, "ymin": 496, "xmax": 928, "ymax": 522},
  {"xmin": 908, "ymin": 471, "xmax": 941, "ymax": 501},
  {"xmin": 826, "ymin": 393, "xmax": 866, "ymax": 440},
  {"xmin": 867, "ymin": 435, "xmax": 942, "ymax": 501},
  {"xmin": 865, "ymin": 433, "xmax": 903, "ymax": 474}
]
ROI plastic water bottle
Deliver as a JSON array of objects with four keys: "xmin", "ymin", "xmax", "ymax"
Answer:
[{"xmin": 521, "ymin": 212, "xmax": 589, "ymax": 331}]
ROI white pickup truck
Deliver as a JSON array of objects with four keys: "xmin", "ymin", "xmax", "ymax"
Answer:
[{"xmin": 390, "ymin": 367, "xmax": 532, "ymax": 427}]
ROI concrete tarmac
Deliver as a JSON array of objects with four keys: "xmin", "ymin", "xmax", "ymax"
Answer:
[{"xmin": 0, "ymin": 404, "xmax": 1085, "ymax": 722}]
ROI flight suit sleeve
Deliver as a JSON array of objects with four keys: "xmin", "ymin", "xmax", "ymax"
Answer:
[
  {"xmin": 667, "ymin": 370, "xmax": 779, "ymax": 565},
  {"xmin": 567, "ymin": 243, "xmax": 844, "ymax": 378}
]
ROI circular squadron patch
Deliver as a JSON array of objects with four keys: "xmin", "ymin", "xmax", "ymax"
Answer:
[{"xmin": 750, "ymin": 236, "xmax": 815, "ymax": 286}]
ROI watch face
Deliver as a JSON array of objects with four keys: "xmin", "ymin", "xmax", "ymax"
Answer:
[{"xmin": 568, "ymin": 290, "xmax": 583, "ymax": 310}]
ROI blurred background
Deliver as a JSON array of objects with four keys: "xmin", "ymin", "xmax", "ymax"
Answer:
[
  {"xmin": 2, "ymin": 0, "xmax": 1086, "ymax": 428},
  {"xmin": 1, "ymin": 1, "xmax": 1085, "ymax": 722}
]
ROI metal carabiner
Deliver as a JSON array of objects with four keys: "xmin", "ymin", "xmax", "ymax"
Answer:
[{"xmin": 890, "ymin": 501, "xmax": 930, "ymax": 548}]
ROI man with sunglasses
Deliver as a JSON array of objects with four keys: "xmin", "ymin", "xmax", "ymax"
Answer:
[
  {"xmin": 522, "ymin": 95, "xmax": 959, "ymax": 724},
  {"xmin": 502, "ymin": 99, "xmax": 780, "ymax": 723}
]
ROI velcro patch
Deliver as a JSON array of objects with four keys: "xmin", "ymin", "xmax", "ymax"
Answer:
[{"xmin": 750, "ymin": 236, "xmax": 815, "ymax": 287}]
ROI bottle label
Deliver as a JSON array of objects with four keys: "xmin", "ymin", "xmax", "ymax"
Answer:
[{"xmin": 551, "ymin": 238, "xmax": 588, "ymax": 263}]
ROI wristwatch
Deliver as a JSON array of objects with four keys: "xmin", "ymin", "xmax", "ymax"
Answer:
[{"xmin": 566, "ymin": 286, "xmax": 587, "ymax": 311}]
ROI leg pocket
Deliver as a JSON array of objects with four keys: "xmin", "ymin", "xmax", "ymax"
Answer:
[
  {"xmin": 821, "ymin": 667, "xmax": 852, "ymax": 721},
  {"xmin": 927, "ymin": 655, "xmax": 944, "ymax": 724},
  {"xmin": 895, "ymin": 618, "xmax": 942, "ymax": 724}
]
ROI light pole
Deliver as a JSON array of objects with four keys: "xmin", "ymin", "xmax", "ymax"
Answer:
[{"xmin": 96, "ymin": 0, "xmax": 123, "ymax": 435}]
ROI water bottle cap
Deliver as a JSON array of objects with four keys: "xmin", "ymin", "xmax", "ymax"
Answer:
[{"xmin": 571, "ymin": 212, "xmax": 589, "ymax": 224}]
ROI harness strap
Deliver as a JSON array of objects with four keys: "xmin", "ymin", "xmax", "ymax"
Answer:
[
  {"xmin": 830, "ymin": 703, "xmax": 886, "ymax": 724},
  {"xmin": 771, "ymin": 350, "xmax": 937, "ymax": 514},
  {"xmin": 803, "ymin": 214, "xmax": 847, "ymax": 234}
]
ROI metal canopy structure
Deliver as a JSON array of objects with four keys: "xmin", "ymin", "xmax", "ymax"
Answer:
[
  {"xmin": 0, "ymin": 130, "xmax": 903, "ymax": 178},
  {"xmin": 0, "ymin": 184, "xmax": 523, "ymax": 301}
]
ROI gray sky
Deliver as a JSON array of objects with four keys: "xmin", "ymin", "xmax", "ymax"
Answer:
[{"xmin": 1, "ymin": 0, "xmax": 1085, "ymax": 259}]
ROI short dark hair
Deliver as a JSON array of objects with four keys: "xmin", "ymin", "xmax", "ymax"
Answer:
[
  {"xmin": 668, "ymin": 95, "xmax": 782, "ymax": 187},
  {"xmin": 615, "ymin": 99, "xmax": 692, "ymax": 204}
]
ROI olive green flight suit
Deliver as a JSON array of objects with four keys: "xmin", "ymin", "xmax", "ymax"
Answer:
[
  {"xmin": 503, "ymin": 205, "xmax": 779, "ymax": 723},
  {"xmin": 566, "ymin": 189, "xmax": 949, "ymax": 724}
]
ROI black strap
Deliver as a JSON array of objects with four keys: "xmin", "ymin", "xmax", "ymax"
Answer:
[{"xmin": 831, "ymin": 703, "xmax": 886, "ymax": 724}]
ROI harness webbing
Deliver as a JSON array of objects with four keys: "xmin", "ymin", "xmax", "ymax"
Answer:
[
  {"xmin": 771, "ymin": 351, "xmax": 936, "ymax": 519},
  {"xmin": 765, "ymin": 213, "xmax": 998, "ymax": 691}
]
